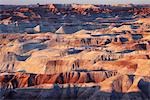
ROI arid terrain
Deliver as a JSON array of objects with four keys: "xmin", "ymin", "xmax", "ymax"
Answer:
[{"xmin": 0, "ymin": 4, "xmax": 150, "ymax": 100}]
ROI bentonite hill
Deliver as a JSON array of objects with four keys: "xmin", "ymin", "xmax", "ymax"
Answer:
[{"xmin": 0, "ymin": 4, "xmax": 150, "ymax": 100}]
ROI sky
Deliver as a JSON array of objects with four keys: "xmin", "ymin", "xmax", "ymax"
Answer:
[{"xmin": 0, "ymin": 0, "xmax": 150, "ymax": 5}]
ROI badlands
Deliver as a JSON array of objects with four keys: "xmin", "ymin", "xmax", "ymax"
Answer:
[{"xmin": 0, "ymin": 4, "xmax": 150, "ymax": 100}]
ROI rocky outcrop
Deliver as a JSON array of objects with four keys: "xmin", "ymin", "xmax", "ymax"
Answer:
[
  {"xmin": 0, "ymin": 71, "xmax": 117, "ymax": 88},
  {"xmin": 0, "ymin": 72, "xmax": 149, "ymax": 100}
]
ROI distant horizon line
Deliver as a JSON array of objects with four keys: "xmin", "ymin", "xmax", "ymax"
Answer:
[{"xmin": 0, "ymin": 3, "xmax": 150, "ymax": 6}]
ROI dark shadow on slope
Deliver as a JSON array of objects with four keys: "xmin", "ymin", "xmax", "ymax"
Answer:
[
  {"xmin": 1, "ymin": 85, "xmax": 150, "ymax": 100},
  {"xmin": 116, "ymin": 50, "xmax": 135, "ymax": 54},
  {"xmin": 67, "ymin": 48, "xmax": 83, "ymax": 54},
  {"xmin": 22, "ymin": 43, "xmax": 47, "ymax": 52},
  {"xmin": 1, "ymin": 73, "xmax": 149, "ymax": 100},
  {"xmin": 91, "ymin": 33, "xmax": 120, "ymax": 37},
  {"xmin": 138, "ymin": 79, "xmax": 150, "ymax": 99},
  {"xmin": 16, "ymin": 54, "xmax": 31, "ymax": 61}
]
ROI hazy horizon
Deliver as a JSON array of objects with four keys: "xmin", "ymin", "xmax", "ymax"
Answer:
[{"xmin": 0, "ymin": 0, "xmax": 150, "ymax": 5}]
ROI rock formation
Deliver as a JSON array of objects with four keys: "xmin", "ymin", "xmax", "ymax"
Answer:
[{"xmin": 0, "ymin": 4, "xmax": 150, "ymax": 100}]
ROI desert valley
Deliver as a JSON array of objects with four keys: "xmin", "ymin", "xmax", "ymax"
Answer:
[{"xmin": 0, "ymin": 4, "xmax": 150, "ymax": 100}]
